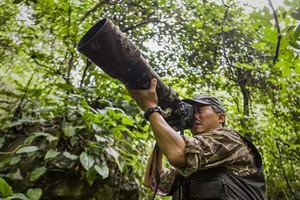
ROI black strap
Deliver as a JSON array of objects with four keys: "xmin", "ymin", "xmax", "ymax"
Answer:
[
  {"xmin": 144, "ymin": 106, "xmax": 163, "ymax": 120},
  {"xmin": 150, "ymin": 103, "xmax": 188, "ymax": 200},
  {"xmin": 169, "ymin": 103, "xmax": 186, "ymax": 200},
  {"xmin": 150, "ymin": 143, "xmax": 161, "ymax": 200}
]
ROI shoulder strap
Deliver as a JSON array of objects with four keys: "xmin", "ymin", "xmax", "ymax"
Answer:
[{"xmin": 233, "ymin": 130, "xmax": 263, "ymax": 168}]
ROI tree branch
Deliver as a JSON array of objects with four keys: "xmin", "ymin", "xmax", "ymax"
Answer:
[
  {"xmin": 79, "ymin": 0, "xmax": 109, "ymax": 24},
  {"xmin": 221, "ymin": 0, "xmax": 231, "ymax": 67},
  {"xmin": 13, "ymin": 70, "xmax": 36, "ymax": 120},
  {"xmin": 80, "ymin": 59, "xmax": 92, "ymax": 87},
  {"xmin": 275, "ymin": 141, "xmax": 296, "ymax": 199},
  {"xmin": 268, "ymin": 0, "xmax": 281, "ymax": 64},
  {"xmin": 122, "ymin": 18, "xmax": 160, "ymax": 33}
]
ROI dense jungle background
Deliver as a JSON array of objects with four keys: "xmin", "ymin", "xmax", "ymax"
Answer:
[{"xmin": 0, "ymin": 0, "xmax": 299, "ymax": 199}]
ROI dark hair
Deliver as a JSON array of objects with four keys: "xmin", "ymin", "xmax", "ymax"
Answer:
[{"xmin": 211, "ymin": 105, "xmax": 226, "ymax": 127}]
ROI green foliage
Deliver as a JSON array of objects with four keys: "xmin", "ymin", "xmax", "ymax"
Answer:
[
  {"xmin": 0, "ymin": 177, "xmax": 13, "ymax": 197},
  {"xmin": 0, "ymin": 0, "xmax": 299, "ymax": 199}
]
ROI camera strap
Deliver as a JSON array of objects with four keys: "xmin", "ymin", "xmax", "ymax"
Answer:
[
  {"xmin": 150, "ymin": 143, "xmax": 161, "ymax": 200},
  {"xmin": 172, "ymin": 103, "xmax": 186, "ymax": 200},
  {"xmin": 150, "ymin": 102, "xmax": 188, "ymax": 200}
]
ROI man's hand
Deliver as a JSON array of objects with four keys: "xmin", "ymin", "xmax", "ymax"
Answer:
[{"xmin": 127, "ymin": 78, "xmax": 158, "ymax": 111}]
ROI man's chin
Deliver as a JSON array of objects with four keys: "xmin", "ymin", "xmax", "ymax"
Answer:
[{"xmin": 193, "ymin": 128, "xmax": 205, "ymax": 135}]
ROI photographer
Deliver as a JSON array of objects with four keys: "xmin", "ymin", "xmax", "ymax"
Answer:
[{"xmin": 127, "ymin": 78, "xmax": 266, "ymax": 200}]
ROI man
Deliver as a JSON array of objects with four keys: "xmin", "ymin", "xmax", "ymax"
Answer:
[{"xmin": 128, "ymin": 78, "xmax": 266, "ymax": 199}]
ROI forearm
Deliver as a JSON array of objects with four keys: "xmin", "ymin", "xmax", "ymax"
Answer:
[{"xmin": 149, "ymin": 112, "xmax": 186, "ymax": 168}]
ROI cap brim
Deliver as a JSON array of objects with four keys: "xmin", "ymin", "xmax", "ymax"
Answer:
[{"xmin": 182, "ymin": 99, "xmax": 211, "ymax": 106}]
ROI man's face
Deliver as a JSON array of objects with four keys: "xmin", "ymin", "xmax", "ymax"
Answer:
[{"xmin": 192, "ymin": 105, "xmax": 224, "ymax": 135}]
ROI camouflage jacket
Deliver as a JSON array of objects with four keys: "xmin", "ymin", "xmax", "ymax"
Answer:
[{"xmin": 152, "ymin": 127, "xmax": 259, "ymax": 195}]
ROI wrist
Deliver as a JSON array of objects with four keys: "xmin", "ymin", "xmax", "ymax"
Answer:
[
  {"xmin": 143, "ymin": 104, "xmax": 158, "ymax": 112},
  {"xmin": 144, "ymin": 106, "xmax": 163, "ymax": 120}
]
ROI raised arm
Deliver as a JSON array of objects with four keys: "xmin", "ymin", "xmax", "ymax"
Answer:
[{"xmin": 127, "ymin": 79, "xmax": 186, "ymax": 168}]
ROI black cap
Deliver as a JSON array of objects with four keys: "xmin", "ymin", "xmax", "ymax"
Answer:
[{"xmin": 182, "ymin": 94, "xmax": 226, "ymax": 113}]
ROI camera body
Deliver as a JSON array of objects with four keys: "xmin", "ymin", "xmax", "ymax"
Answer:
[
  {"xmin": 77, "ymin": 18, "xmax": 194, "ymax": 131},
  {"xmin": 167, "ymin": 102, "xmax": 195, "ymax": 131}
]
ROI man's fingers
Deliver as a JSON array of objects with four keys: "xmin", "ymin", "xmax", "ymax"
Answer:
[{"xmin": 150, "ymin": 78, "xmax": 157, "ymax": 92}]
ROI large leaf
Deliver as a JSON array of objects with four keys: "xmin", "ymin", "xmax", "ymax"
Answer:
[
  {"xmin": 44, "ymin": 149, "xmax": 60, "ymax": 160},
  {"xmin": 94, "ymin": 163, "xmax": 109, "ymax": 179},
  {"xmin": 79, "ymin": 152, "xmax": 95, "ymax": 170},
  {"xmin": 16, "ymin": 146, "xmax": 39, "ymax": 154},
  {"xmin": 29, "ymin": 167, "xmax": 47, "ymax": 182},
  {"xmin": 26, "ymin": 188, "xmax": 42, "ymax": 200},
  {"xmin": 0, "ymin": 177, "xmax": 13, "ymax": 197}
]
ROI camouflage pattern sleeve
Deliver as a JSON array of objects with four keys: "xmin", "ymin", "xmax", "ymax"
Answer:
[
  {"xmin": 176, "ymin": 127, "xmax": 258, "ymax": 177},
  {"xmin": 149, "ymin": 165, "xmax": 177, "ymax": 195}
]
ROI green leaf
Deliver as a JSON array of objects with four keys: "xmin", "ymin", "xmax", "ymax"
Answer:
[
  {"xmin": 261, "ymin": 64, "xmax": 268, "ymax": 70},
  {"xmin": 289, "ymin": 41, "xmax": 300, "ymax": 49},
  {"xmin": 35, "ymin": 132, "xmax": 57, "ymax": 142},
  {"xmin": 241, "ymin": 63, "xmax": 252, "ymax": 69},
  {"xmin": 282, "ymin": 66, "xmax": 292, "ymax": 77},
  {"xmin": 275, "ymin": 61, "xmax": 291, "ymax": 69},
  {"xmin": 291, "ymin": 9, "xmax": 300, "ymax": 20},
  {"xmin": 6, "ymin": 168, "xmax": 23, "ymax": 180},
  {"xmin": 0, "ymin": 157, "xmax": 11, "ymax": 168},
  {"xmin": 0, "ymin": 177, "xmax": 13, "ymax": 197},
  {"xmin": 44, "ymin": 149, "xmax": 60, "ymax": 160},
  {"xmin": 94, "ymin": 163, "xmax": 109, "ymax": 179},
  {"xmin": 5, "ymin": 193, "xmax": 30, "ymax": 200},
  {"xmin": 85, "ymin": 168, "xmax": 97, "ymax": 186},
  {"xmin": 92, "ymin": 123, "xmax": 102, "ymax": 132},
  {"xmin": 62, "ymin": 125, "xmax": 76, "ymax": 137},
  {"xmin": 95, "ymin": 135, "xmax": 106, "ymax": 142},
  {"xmin": 121, "ymin": 117, "xmax": 134, "ymax": 126},
  {"xmin": 104, "ymin": 147, "xmax": 123, "ymax": 172},
  {"xmin": 30, "ymin": 167, "xmax": 47, "ymax": 182},
  {"xmin": 24, "ymin": 132, "xmax": 57, "ymax": 144},
  {"xmin": 24, "ymin": 135, "xmax": 36, "ymax": 145},
  {"xmin": 112, "ymin": 128, "xmax": 122, "ymax": 140},
  {"xmin": 54, "ymin": 83, "xmax": 73, "ymax": 91},
  {"xmin": 63, "ymin": 151, "xmax": 78, "ymax": 160},
  {"xmin": 26, "ymin": 188, "xmax": 42, "ymax": 200},
  {"xmin": 79, "ymin": 152, "xmax": 95, "ymax": 170},
  {"xmin": 294, "ymin": 25, "xmax": 300, "ymax": 40},
  {"xmin": 104, "ymin": 147, "xmax": 119, "ymax": 160},
  {"xmin": 294, "ymin": 60, "xmax": 300, "ymax": 73},
  {"xmin": 70, "ymin": 136, "xmax": 78, "ymax": 147},
  {"xmin": 16, "ymin": 146, "xmax": 39, "ymax": 154},
  {"xmin": 10, "ymin": 156, "xmax": 21, "ymax": 165}
]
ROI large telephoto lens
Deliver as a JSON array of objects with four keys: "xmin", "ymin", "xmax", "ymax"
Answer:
[{"xmin": 77, "ymin": 18, "xmax": 185, "ymax": 130}]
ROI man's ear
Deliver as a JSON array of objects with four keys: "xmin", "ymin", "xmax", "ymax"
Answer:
[{"xmin": 218, "ymin": 113, "xmax": 226, "ymax": 124}]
